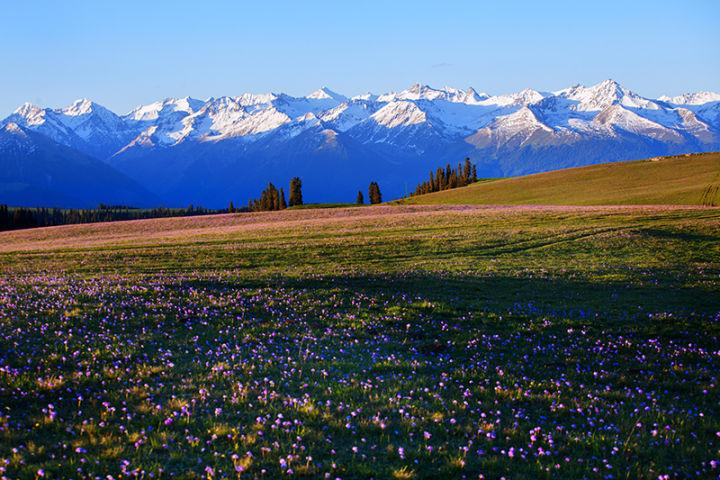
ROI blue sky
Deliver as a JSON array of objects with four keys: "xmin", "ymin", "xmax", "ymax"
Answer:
[{"xmin": 2, "ymin": 0, "xmax": 718, "ymax": 115}]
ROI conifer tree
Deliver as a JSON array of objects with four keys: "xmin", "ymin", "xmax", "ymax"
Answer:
[
  {"xmin": 356, "ymin": 190, "xmax": 364, "ymax": 205},
  {"xmin": 463, "ymin": 157, "xmax": 472, "ymax": 184},
  {"xmin": 289, "ymin": 177, "xmax": 303, "ymax": 206},
  {"xmin": 279, "ymin": 188, "xmax": 287, "ymax": 209},
  {"xmin": 368, "ymin": 182, "xmax": 382, "ymax": 204},
  {"xmin": 272, "ymin": 184, "xmax": 280, "ymax": 211},
  {"xmin": 228, "ymin": 201, "xmax": 235, "ymax": 213},
  {"xmin": 436, "ymin": 167, "xmax": 446, "ymax": 190}
]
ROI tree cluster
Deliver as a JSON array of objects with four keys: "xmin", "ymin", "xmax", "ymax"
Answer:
[
  {"xmin": 0, "ymin": 204, "xmax": 215, "ymax": 232},
  {"xmin": 248, "ymin": 177, "xmax": 304, "ymax": 212},
  {"xmin": 411, "ymin": 158, "xmax": 478, "ymax": 196},
  {"xmin": 248, "ymin": 183, "xmax": 287, "ymax": 212}
]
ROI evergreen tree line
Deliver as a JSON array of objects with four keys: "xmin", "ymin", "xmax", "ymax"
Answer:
[
  {"xmin": 247, "ymin": 176, "xmax": 383, "ymax": 211},
  {"xmin": 0, "ymin": 204, "xmax": 216, "ymax": 232},
  {"xmin": 247, "ymin": 177, "xmax": 302, "ymax": 212},
  {"xmin": 247, "ymin": 183, "xmax": 287, "ymax": 212},
  {"xmin": 410, "ymin": 158, "xmax": 478, "ymax": 196}
]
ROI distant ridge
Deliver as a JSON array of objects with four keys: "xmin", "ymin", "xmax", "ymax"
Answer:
[
  {"xmin": 2, "ymin": 80, "xmax": 720, "ymax": 207},
  {"xmin": 399, "ymin": 152, "xmax": 720, "ymax": 206},
  {"xmin": 0, "ymin": 123, "xmax": 159, "ymax": 208}
]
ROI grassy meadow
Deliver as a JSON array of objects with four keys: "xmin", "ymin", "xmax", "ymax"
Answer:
[
  {"xmin": 399, "ymin": 152, "xmax": 720, "ymax": 206},
  {"xmin": 0, "ymin": 205, "xmax": 719, "ymax": 479}
]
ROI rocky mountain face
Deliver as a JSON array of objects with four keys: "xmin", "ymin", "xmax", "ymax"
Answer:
[{"xmin": 2, "ymin": 80, "xmax": 719, "ymax": 207}]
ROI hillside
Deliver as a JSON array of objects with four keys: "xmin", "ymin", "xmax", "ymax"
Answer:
[{"xmin": 400, "ymin": 152, "xmax": 720, "ymax": 206}]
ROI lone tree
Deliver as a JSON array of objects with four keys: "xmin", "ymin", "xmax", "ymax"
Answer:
[
  {"xmin": 368, "ymin": 181, "xmax": 382, "ymax": 204},
  {"xmin": 289, "ymin": 177, "xmax": 303, "ymax": 207},
  {"xmin": 228, "ymin": 200, "xmax": 235, "ymax": 213},
  {"xmin": 356, "ymin": 190, "xmax": 364, "ymax": 205}
]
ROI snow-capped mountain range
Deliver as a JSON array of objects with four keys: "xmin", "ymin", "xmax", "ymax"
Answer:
[{"xmin": 2, "ymin": 79, "xmax": 719, "ymax": 207}]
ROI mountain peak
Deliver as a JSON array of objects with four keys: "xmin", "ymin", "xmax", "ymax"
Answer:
[
  {"xmin": 593, "ymin": 79, "xmax": 623, "ymax": 96},
  {"xmin": 395, "ymin": 84, "xmax": 448, "ymax": 101},
  {"xmin": 453, "ymin": 87, "xmax": 488, "ymax": 104},
  {"xmin": 14, "ymin": 102, "xmax": 44, "ymax": 117},
  {"xmin": 515, "ymin": 88, "xmax": 545, "ymax": 104},
  {"xmin": 307, "ymin": 87, "xmax": 346, "ymax": 101},
  {"xmin": 127, "ymin": 97, "xmax": 201, "ymax": 121},
  {"xmin": 465, "ymin": 87, "xmax": 487, "ymax": 98},
  {"xmin": 62, "ymin": 98, "xmax": 98, "ymax": 116},
  {"xmin": 555, "ymin": 79, "xmax": 629, "ymax": 111},
  {"xmin": 598, "ymin": 78, "xmax": 621, "ymax": 88}
]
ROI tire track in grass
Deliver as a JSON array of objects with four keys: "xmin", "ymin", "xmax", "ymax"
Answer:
[{"xmin": 461, "ymin": 224, "xmax": 642, "ymax": 258}]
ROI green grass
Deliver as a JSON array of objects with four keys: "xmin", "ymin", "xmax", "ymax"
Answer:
[
  {"xmin": 0, "ymin": 205, "xmax": 718, "ymax": 479},
  {"xmin": 398, "ymin": 152, "xmax": 720, "ymax": 206}
]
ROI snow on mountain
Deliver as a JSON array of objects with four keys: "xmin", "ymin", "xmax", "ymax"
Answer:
[
  {"xmin": 2, "ymin": 99, "xmax": 136, "ymax": 158},
  {"xmin": 4, "ymin": 103, "xmax": 81, "ymax": 146},
  {"xmin": 468, "ymin": 106, "xmax": 559, "ymax": 149},
  {"xmin": 593, "ymin": 104, "xmax": 684, "ymax": 143},
  {"xmin": 235, "ymin": 92, "xmax": 278, "ymax": 106},
  {"xmin": 0, "ymin": 122, "xmax": 35, "ymax": 154},
  {"xmin": 2, "ymin": 122, "xmax": 24, "ymax": 134},
  {"xmin": 61, "ymin": 98, "xmax": 96, "ymax": 117},
  {"xmin": 57, "ymin": 99, "xmax": 134, "ymax": 154},
  {"xmin": 306, "ymin": 87, "xmax": 347, "ymax": 102},
  {"xmin": 351, "ymin": 93, "xmax": 378, "ymax": 102},
  {"xmin": 126, "ymin": 97, "xmax": 203, "ymax": 122},
  {"xmin": 206, "ymin": 104, "xmax": 291, "ymax": 139},
  {"xmin": 659, "ymin": 91, "xmax": 720, "ymax": 105},
  {"xmin": 674, "ymin": 108, "xmax": 717, "ymax": 144},
  {"xmin": 379, "ymin": 84, "xmax": 435, "ymax": 102},
  {"xmin": 479, "ymin": 88, "xmax": 545, "ymax": 108},
  {"xmin": 8, "ymin": 79, "xmax": 717, "ymax": 158},
  {"xmin": 320, "ymin": 102, "xmax": 378, "ymax": 132},
  {"xmin": 555, "ymin": 79, "xmax": 660, "ymax": 112},
  {"xmin": 11, "ymin": 103, "xmax": 49, "ymax": 127},
  {"xmin": 657, "ymin": 91, "xmax": 720, "ymax": 126},
  {"xmin": 454, "ymin": 87, "xmax": 489, "ymax": 105},
  {"xmin": 3, "ymin": 79, "xmax": 720, "ymax": 207},
  {"xmin": 370, "ymin": 101, "xmax": 427, "ymax": 128},
  {"xmin": 375, "ymin": 84, "xmax": 488, "ymax": 105}
]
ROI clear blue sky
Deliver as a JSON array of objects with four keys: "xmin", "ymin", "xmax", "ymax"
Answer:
[{"xmin": 2, "ymin": 0, "xmax": 718, "ymax": 116}]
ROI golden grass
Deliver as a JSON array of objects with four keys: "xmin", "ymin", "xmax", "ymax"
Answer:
[{"xmin": 400, "ymin": 152, "xmax": 720, "ymax": 206}]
